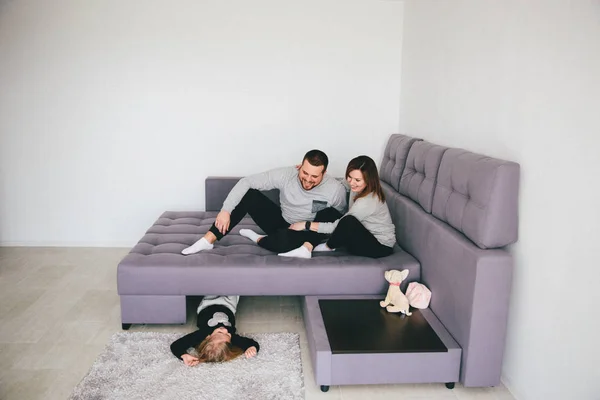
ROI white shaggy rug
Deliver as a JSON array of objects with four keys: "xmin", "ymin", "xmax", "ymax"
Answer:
[{"xmin": 69, "ymin": 332, "xmax": 304, "ymax": 400}]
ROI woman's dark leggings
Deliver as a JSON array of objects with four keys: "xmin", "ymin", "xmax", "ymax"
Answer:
[{"xmin": 325, "ymin": 215, "xmax": 394, "ymax": 258}]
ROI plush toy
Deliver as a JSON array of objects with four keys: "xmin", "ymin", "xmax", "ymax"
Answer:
[
  {"xmin": 405, "ymin": 282, "xmax": 432, "ymax": 309},
  {"xmin": 380, "ymin": 269, "xmax": 412, "ymax": 316}
]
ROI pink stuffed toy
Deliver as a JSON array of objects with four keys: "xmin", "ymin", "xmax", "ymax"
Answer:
[{"xmin": 405, "ymin": 282, "xmax": 432, "ymax": 309}]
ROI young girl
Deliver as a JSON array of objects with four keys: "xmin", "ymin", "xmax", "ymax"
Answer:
[
  {"xmin": 242, "ymin": 156, "xmax": 395, "ymax": 259},
  {"xmin": 170, "ymin": 296, "xmax": 259, "ymax": 365}
]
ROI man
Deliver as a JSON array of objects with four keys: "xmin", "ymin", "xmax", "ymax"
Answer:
[{"xmin": 182, "ymin": 149, "xmax": 347, "ymax": 255}]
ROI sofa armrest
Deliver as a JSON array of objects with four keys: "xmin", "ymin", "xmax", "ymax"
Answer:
[
  {"xmin": 205, "ymin": 177, "xmax": 281, "ymax": 212},
  {"xmin": 426, "ymin": 233, "xmax": 512, "ymax": 387},
  {"xmin": 205, "ymin": 177, "xmax": 242, "ymax": 211},
  {"xmin": 384, "ymin": 182, "xmax": 513, "ymax": 387}
]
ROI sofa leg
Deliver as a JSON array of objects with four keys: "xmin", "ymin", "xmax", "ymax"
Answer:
[
  {"xmin": 320, "ymin": 385, "xmax": 330, "ymax": 392},
  {"xmin": 122, "ymin": 323, "xmax": 132, "ymax": 330},
  {"xmin": 445, "ymin": 382, "xmax": 455, "ymax": 389}
]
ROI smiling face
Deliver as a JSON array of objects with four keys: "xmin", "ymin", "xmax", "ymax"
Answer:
[
  {"xmin": 298, "ymin": 160, "xmax": 325, "ymax": 191},
  {"xmin": 347, "ymin": 169, "xmax": 367, "ymax": 193}
]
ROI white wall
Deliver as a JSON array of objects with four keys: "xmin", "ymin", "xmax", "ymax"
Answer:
[
  {"xmin": 0, "ymin": 0, "xmax": 404, "ymax": 246},
  {"xmin": 4, "ymin": 0, "xmax": 599, "ymax": 397},
  {"xmin": 400, "ymin": 1, "xmax": 600, "ymax": 399}
]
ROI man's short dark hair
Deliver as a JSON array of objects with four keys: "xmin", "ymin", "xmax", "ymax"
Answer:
[{"xmin": 303, "ymin": 150, "xmax": 329, "ymax": 171}]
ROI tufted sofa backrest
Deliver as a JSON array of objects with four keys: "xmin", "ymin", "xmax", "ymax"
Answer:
[
  {"xmin": 399, "ymin": 140, "xmax": 448, "ymax": 213},
  {"xmin": 381, "ymin": 134, "xmax": 520, "ymax": 250},
  {"xmin": 431, "ymin": 149, "xmax": 520, "ymax": 249},
  {"xmin": 380, "ymin": 134, "xmax": 422, "ymax": 191}
]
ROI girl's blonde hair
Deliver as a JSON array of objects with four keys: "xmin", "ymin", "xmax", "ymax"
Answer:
[{"xmin": 194, "ymin": 336, "xmax": 244, "ymax": 363}]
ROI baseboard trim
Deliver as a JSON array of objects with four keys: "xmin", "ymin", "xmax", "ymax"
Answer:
[{"xmin": 501, "ymin": 374, "xmax": 522, "ymax": 400}]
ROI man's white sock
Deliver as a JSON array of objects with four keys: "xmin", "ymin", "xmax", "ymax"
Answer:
[
  {"xmin": 240, "ymin": 229, "xmax": 264, "ymax": 243},
  {"xmin": 313, "ymin": 243, "xmax": 334, "ymax": 252},
  {"xmin": 182, "ymin": 237, "xmax": 214, "ymax": 255},
  {"xmin": 278, "ymin": 246, "xmax": 312, "ymax": 259}
]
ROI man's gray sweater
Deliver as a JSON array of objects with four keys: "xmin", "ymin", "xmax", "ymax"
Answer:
[{"xmin": 221, "ymin": 166, "xmax": 347, "ymax": 224}]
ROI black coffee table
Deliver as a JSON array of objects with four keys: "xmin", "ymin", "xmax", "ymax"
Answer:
[
  {"xmin": 319, "ymin": 299, "xmax": 447, "ymax": 354},
  {"xmin": 303, "ymin": 295, "xmax": 461, "ymax": 392}
]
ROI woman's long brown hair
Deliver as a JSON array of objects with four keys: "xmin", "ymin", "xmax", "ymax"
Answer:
[{"xmin": 345, "ymin": 155, "xmax": 385, "ymax": 202}]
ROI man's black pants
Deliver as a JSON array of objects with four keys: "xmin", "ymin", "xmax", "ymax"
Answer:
[{"xmin": 208, "ymin": 189, "xmax": 342, "ymax": 253}]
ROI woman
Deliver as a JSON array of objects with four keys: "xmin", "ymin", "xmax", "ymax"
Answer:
[{"xmin": 241, "ymin": 155, "xmax": 396, "ymax": 259}]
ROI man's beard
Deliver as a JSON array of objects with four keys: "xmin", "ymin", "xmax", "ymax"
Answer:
[{"xmin": 299, "ymin": 177, "xmax": 316, "ymax": 191}]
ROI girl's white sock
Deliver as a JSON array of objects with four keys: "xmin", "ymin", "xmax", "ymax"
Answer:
[
  {"xmin": 278, "ymin": 246, "xmax": 312, "ymax": 259},
  {"xmin": 240, "ymin": 229, "xmax": 265, "ymax": 243},
  {"xmin": 182, "ymin": 237, "xmax": 214, "ymax": 255}
]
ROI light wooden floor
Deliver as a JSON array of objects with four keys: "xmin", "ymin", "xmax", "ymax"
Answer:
[{"xmin": 0, "ymin": 247, "xmax": 515, "ymax": 400}]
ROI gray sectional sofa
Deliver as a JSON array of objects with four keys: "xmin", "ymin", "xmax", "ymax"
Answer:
[{"xmin": 117, "ymin": 134, "xmax": 520, "ymax": 388}]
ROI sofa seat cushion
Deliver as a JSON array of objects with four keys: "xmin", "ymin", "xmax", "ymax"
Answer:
[{"xmin": 117, "ymin": 211, "xmax": 420, "ymax": 296}]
